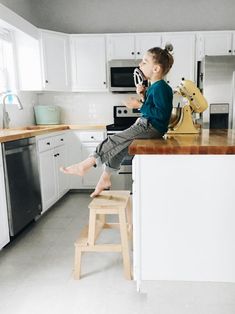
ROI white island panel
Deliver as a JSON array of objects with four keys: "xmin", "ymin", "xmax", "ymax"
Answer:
[{"xmin": 133, "ymin": 155, "xmax": 235, "ymax": 285}]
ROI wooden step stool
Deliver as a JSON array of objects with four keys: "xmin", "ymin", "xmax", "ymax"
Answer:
[{"xmin": 74, "ymin": 190, "xmax": 132, "ymax": 280}]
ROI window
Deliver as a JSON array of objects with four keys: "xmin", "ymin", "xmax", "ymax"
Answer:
[{"xmin": 0, "ymin": 28, "xmax": 16, "ymax": 93}]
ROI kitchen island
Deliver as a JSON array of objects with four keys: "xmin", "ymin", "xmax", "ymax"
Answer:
[{"xmin": 129, "ymin": 129, "xmax": 235, "ymax": 292}]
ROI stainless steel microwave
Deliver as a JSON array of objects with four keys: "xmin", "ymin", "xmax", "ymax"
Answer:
[{"xmin": 108, "ymin": 59, "xmax": 141, "ymax": 92}]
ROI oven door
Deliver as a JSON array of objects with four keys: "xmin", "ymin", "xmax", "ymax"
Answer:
[
  {"xmin": 110, "ymin": 154, "xmax": 133, "ymax": 192},
  {"xmin": 107, "ymin": 129, "xmax": 133, "ymax": 191}
]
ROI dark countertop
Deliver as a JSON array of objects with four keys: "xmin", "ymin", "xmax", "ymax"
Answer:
[{"xmin": 129, "ymin": 129, "xmax": 235, "ymax": 155}]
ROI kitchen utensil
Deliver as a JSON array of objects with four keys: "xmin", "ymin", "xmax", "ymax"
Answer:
[
  {"xmin": 133, "ymin": 68, "xmax": 145, "ymax": 86},
  {"xmin": 34, "ymin": 105, "xmax": 61, "ymax": 125}
]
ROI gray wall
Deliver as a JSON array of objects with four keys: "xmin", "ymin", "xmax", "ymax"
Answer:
[{"xmin": 1, "ymin": 0, "xmax": 235, "ymax": 33}]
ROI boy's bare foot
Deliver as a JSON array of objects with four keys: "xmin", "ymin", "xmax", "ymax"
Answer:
[
  {"xmin": 60, "ymin": 157, "xmax": 96, "ymax": 176},
  {"xmin": 90, "ymin": 171, "xmax": 111, "ymax": 198}
]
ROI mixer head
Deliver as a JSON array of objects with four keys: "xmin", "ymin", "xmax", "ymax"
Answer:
[
  {"xmin": 133, "ymin": 68, "xmax": 146, "ymax": 86},
  {"xmin": 176, "ymin": 80, "xmax": 208, "ymax": 114}
]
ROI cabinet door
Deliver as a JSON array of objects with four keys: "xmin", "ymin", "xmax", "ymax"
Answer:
[
  {"xmin": 67, "ymin": 131, "xmax": 82, "ymax": 189},
  {"xmin": 197, "ymin": 32, "xmax": 232, "ymax": 60},
  {"xmin": 162, "ymin": 33, "xmax": 196, "ymax": 89},
  {"xmin": 81, "ymin": 143, "xmax": 103, "ymax": 187},
  {"xmin": 71, "ymin": 35, "xmax": 107, "ymax": 91},
  {"xmin": 15, "ymin": 32, "xmax": 42, "ymax": 91},
  {"xmin": 41, "ymin": 30, "xmax": 71, "ymax": 91},
  {"xmin": 55, "ymin": 145, "xmax": 69, "ymax": 198},
  {"xmin": 135, "ymin": 34, "xmax": 162, "ymax": 59},
  {"xmin": 38, "ymin": 149, "xmax": 57, "ymax": 213},
  {"xmin": 107, "ymin": 34, "xmax": 135, "ymax": 60},
  {"xmin": 0, "ymin": 165, "xmax": 10, "ymax": 249},
  {"xmin": 232, "ymin": 32, "xmax": 235, "ymax": 55}
]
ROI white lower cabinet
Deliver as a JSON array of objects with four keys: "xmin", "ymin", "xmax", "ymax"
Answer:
[
  {"xmin": 0, "ymin": 146, "xmax": 10, "ymax": 249},
  {"xmin": 81, "ymin": 142, "xmax": 102, "ymax": 187},
  {"xmin": 37, "ymin": 132, "xmax": 69, "ymax": 213},
  {"xmin": 68, "ymin": 130, "xmax": 106, "ymax": 189}
]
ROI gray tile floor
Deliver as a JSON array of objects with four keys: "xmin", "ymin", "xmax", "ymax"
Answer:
[{"xmin": 0, "ymin": 192, "xmax": 235, "ymax": 314}]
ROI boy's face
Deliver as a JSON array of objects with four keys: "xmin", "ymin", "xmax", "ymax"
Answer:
[{"xmin": 139, "ymin": 52, "xmax": 161, "ymax": 80}]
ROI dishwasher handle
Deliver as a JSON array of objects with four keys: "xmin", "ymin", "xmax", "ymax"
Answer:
[{"xmin": 5, "ymin": 144, "xmax": 35, "ymax": 155}]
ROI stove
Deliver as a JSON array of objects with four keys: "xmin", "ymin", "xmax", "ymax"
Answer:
[
  {"xmin": 106, "ymin": 106, "xmax": 141, "ymax": 192},
  {"xmin": 106, "ymin": 106, "xmax": 141, "ymax": 134}
]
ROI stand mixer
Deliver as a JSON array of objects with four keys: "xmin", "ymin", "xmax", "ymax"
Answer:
[
  {"xmin": 168, "ymin": 79, "xmax": 208, "ymax": 134},
  {"xmin": 133, "ymin": 68, "xmax": 208, "ymax": 134}
]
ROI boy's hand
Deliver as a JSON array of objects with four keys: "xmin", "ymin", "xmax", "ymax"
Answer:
[
  {"xmin": 136, "ymin": 84, "xmax": 146, "ymax": 96},
  {"xmin": 123, "ymin": 97, "xmax": 142, "ymax": 109}
]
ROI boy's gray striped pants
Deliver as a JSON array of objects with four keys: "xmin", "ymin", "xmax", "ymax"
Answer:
[{"xmin": 92, "ymin": 117, "xmax": 163, "ymax": 173}]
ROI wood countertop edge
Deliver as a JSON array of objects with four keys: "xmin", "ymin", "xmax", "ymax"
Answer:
[
  {"xmin": 129, "ymin": 130, "xmax": 235, "ymax": 155},
  {"xmin": 0, "ymin": 124, "xmax": 107, "ymax": 143},
  {"xmin": 128, "ymin": 145, "xmax": 235, "ymax": 155}
]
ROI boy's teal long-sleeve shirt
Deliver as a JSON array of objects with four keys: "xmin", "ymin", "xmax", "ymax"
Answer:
[{"xmin": 140, "ymin": 80, "xmax": 173, "ymax": 133}]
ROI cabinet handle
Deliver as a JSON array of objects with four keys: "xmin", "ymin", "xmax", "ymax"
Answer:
[
  {"xmin": 137, "ymin": 52, "xmax": 140, "ymax": 55},
  {"xmin": 60, "ymin": 138, "xmax": 64, "ymax": 141},
  {"xmin": 167, "ymin": 80, "xmax": 170, "ymax": 83},
  {"xmin": 46, "ymin": 142, "xmax": 50, "ymax": 145},
  {"xmin": 131, "ymin": 52, "xmax": 134, "ymax": 55},
  {"xmin": 103, "ymin": 82, "xmax": 106, "ymax": 85},
  {"xmin": 91, "ymin": 136, "xmax": 94, "ymax": 139},
  {"xmin": 229, "ymin": 50, "xmax": 232, "ymax": 53},
  {"xmin": 54, "ymin": 154, "xmax": 57, "ymax": 157},
  {"xmin": 45, "ymin": 80, "xmax": 49, "ymax": 83}
]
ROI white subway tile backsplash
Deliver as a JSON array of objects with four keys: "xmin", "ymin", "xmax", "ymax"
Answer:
[
  {"xmin": 1, "ymin": 91, "xmax": 136, "ymax": 128},
  {"xmin": 37, "ymin": 92, "xmax": 134, "ymax": 125}
]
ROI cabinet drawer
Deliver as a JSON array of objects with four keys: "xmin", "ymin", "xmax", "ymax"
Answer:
[
  {"xmin": 54, "ymin": 134, "xmax": 67, "ymax": 147},
  {"xmin": 79, "ymin": 131, "xmax": 105, "ymax": 142},
  {"xmin": 38, "ymin": 137, "xmax": 55, "ymax": 152}
]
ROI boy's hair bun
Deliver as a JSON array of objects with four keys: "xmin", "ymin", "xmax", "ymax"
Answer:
[{"xmin": 164, "ymin": 43, "xmax": 174, "ymax": 53}]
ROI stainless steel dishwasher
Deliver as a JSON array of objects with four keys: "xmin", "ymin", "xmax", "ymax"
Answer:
[{"xmin": 2, "ymin": 137, "xmax": 42, "ymax": 236}]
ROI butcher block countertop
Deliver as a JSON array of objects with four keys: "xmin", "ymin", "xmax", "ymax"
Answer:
[
  {"xmin": 129, "ymin": 129, "xmax": 235, "ymax": 155},
  {"xmin": 0, "ymin": 124, "xmax": 106, "ymax": 143}
]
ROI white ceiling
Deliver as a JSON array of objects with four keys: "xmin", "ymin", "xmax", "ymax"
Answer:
[{"xmin": 1, "ymin": 0, "xmax": 235, "ymax": 34}]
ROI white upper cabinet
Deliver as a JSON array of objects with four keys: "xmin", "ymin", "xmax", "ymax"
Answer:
[
  {"xmin": 107, "ymin": 33, "xmax": 162, "ymax": 60},
  {"xmin": 40, "ymin": 30, "xmax": 71, "ymax": 91},
  {"xmin": 107, "ymin": 34, "xmax": 135, "ymax": 59},
  {"xmin": 232, "ymin": 32, "xmax": 235, "ymax": 55},
  {"xmin": 70, "ymin": 35, "xmax": 107, "ymax": 92},
  {"xmin": 196, "ymin": 32, "xmax": 233, "ymax": 60},
  {"xmin": 135, "ymin": 34, "xmax": 162, "ymax": 59},
  {"xmin": 162, "ymin": 33, "xmax": 196, "ymax": 89},
  {"xmin": 14, "ymin": 30, "xmax": 42, "ymax": 91}
]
